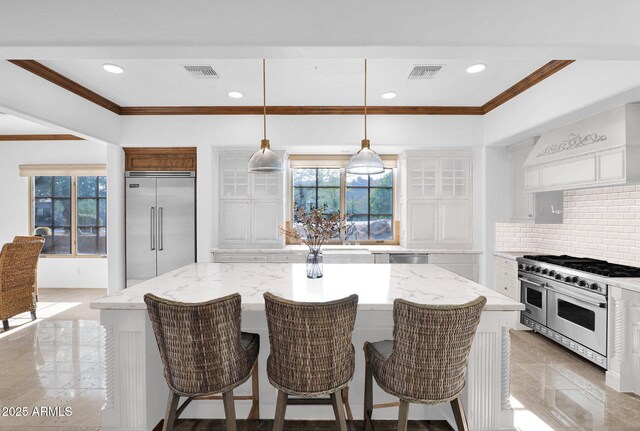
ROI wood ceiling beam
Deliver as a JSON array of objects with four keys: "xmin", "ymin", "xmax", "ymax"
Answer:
[
  {"xmin": 0, "ymin": 134, "xmax": 84, "ymax": 141},
  {"xmin": 7, "ymin": 60, "xmax": 575, "ymax": 117}
]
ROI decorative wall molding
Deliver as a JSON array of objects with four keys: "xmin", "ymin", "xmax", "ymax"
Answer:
[
  {"xmin": 501, "ymin": 326, "xmax": 512, "ymax": 410},
  {"xmin": 0, "ymin": 134, "xmax": 83, "ymax": 141},
  {"xmin": 8, "ymin": 59, "xmax": 575, "ymax": 117}
]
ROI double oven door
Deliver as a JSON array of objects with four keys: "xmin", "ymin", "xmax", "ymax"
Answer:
[
  {"xmin": 547, "ymin": 284, "xmax": 607, "ymax": 355},
  {"xmin": 520, "ymin": 273, "xmax": 607, "ymax": 356}
]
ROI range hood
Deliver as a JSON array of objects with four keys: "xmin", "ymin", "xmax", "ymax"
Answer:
[{"xmin": 523, "ymin": 104, "xmax": 640, "ymax": 192}]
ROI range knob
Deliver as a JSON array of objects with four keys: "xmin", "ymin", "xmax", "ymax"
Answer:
[
  {"xmin": 541, "ymin": 268, "xmax": 549, "ymax": 275},
  {"xmin": 534, "ymin": 267, "xmax": 542, "ymax": 273},
  {"xmin": 578, "ymin": 279, "xmax": 588, "ymax": 287},
  {"xmin": 590, "ymin": 283, "xmax": 600, "ymax": 291},
  {"xmin": 525, "ymin": 265, "xmax": 532, "ymax": 271},
  {"xmin": 571, "ymin": 276, "xmax": 579, "ymax": 283},
  {"xmin": 564, "ymin": 276, "xmax": 573, "ymax": 283},
  {"xmin": 555, "ymin": 273, "xmax": 563, "ymax": 280},
  {"xmin": 549, "ymin": 270, "xmax": 556, "ymax": 277},
  {"xmin": 518, "ymin": 263, "xmax": 525, "ymax": 270}
]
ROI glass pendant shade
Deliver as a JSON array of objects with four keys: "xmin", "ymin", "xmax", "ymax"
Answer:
[
  {"xmin": 346, "ymin": 139, "xmax": 384, "ymax": 175},
  {"xmin": 247, "ymin": 139, "xmax": 284, "ymax": 173}
]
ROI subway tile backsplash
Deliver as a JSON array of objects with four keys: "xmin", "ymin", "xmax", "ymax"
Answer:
[{"xmin": 496, "ymin": 185, "xmax": 640, "ymax": 267}]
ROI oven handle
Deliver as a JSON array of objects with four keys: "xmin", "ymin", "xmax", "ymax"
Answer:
[
  {"xmin": 518, "ymin": 277, "xmax": 547, "ymax": 288},
  {"xmin": 551, "ymin": 288, "xmax": 606, "ymax": 308}
]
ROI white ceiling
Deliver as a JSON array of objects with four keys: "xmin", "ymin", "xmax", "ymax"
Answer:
[
  {"xmin": 40, "ymin": 58, "xmax": 550, "ymax": 106},
  {"xmin": 0, "ymin": 113, "xmax": 67, "ymax": 134}
]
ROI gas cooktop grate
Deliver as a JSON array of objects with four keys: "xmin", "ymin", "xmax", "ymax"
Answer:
[{"xmin": 522, "ymin": 255, "xmax": 640, "ymax": 278}]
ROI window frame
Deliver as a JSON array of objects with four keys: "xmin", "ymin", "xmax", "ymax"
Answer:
[
  {"xmin": 289, "ymin": 160, "xmax": 398, "ymax": 245},
  {"xmin": 29, "ymin": 174, "xmax": 107, "ymax": 258}
]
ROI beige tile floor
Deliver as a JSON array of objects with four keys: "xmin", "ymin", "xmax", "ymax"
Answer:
[{"xmin": 1, "ymin": 289, "xmax": 640, "ymax": 430}]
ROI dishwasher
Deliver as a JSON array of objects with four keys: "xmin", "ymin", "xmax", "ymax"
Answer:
[{"xmin": 388, "ymin": 253, "xmax": 429, "ymax": 264}]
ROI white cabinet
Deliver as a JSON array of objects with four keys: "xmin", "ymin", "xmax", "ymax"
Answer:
[
  {"xmin": 218, "ymin": 150, "xmax": 285, "ymax": 248},
  {"xmin": 494, "ymin": 256, "xmax": 519, "ymax": 300},
  {"xmin": 429, "ymin": 253, "xmax": 479, "ymax": 282},
  {"xmin": 401, "ymin": 152, "xmax": 472, "ymax": 247},
  {"xmin": 509, "ymin": 141, "xmax": 563, "ymax": 224}
]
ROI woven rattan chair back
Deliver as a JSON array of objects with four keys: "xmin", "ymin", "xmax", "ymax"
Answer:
[
  {"xmin": 264, "ymin": 292, "xmax": 358, "ymax": 397},
  {"xmin": 385, "ymin": 296, "xmax": 486, "ymax": 403},
  {"xmin": 0, "ymin": 241, "xmax": 43, "ymax": 328},
  {"xmin": 12, "ymin": 236, "xmax": 44, "ymax": 299},
  {"xmin": 144, "ymin": 293, "xmax": 256, "ymax": 398}
]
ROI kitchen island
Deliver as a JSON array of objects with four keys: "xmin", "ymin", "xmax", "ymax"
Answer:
[{"xmin": 91, "ymin": 263, "xmax": 523, "ymax": 431}]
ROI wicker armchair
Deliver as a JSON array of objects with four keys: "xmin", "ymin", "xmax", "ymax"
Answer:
[
  {"xmin": 264, "ymin": 292, "xmax": 358, "ymax": 431},
  {"xmin": 144, "ymin": 293, "xmax": 260, "ymax": 431},
  {"xmin": 0, "ymin": 241, "xmax": 44, "ymax": 331},
  {"xmin": 13, "ymin": 236, "xmax": 44, "ymax": 301},
  {"xmin": 364, "ymin": 296, "xmax": 486, "ymax": 431}
]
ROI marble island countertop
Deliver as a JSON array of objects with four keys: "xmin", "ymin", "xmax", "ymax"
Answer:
[
  {"xmin": 91, "ymin": 263, "xmax": 523, "ymax": 311},
  {"xmin": 212, "ymin": 245, "xmax": 483, "ymax": 254}
]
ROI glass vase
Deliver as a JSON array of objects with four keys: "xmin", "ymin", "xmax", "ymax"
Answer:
[{"xmin": 306, "ymin": 247, "xmax": 323, "ymax": 279}]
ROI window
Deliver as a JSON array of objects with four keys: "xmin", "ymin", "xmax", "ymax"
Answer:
[
  {"xmin": 291, "ymin": 165, "xmax": 395, "ymax": 243},
  {"xmin": 32, "ymin": 175, "xmax": 107, "ymax": 256}
]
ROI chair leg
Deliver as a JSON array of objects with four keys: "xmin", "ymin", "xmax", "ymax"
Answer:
[
  {"xmin": 272, "ymin": 390, "xmax": 288, "ymax": 431},
  {"xmin": 2, "ymin": 320, "xmax": 8, "ymax": 331},
  {"xmin": 30, "ymin": 310, "xmax": 37, "ymax": 321},
  {"xmin": 364, "ymin": 361, "xmax": 374, "ymax": 431},
  {"xmin": 398, "ymin": 400, "xmax": 409, "ymax": 431},
  {"xmin": 450, "ymin": 397, "xmax": 469, "ymax": 431},
  {"xmin": 341, "ymin": 387, "xmax": 354, "ymax": 430},
  {"xmin": 330, "ymin": 390, "xmax": 348, "ymax": 431},
  {"xmin": 162, "ymin": 391, "xmax": 180, "ymax": 431},
  {"xmin": 249, "ymin": 361, "xmax": 260, "ymax": 419},
  {"xmin": 222, "ymin": 390, "xmax": 237, "ymax": 431}
]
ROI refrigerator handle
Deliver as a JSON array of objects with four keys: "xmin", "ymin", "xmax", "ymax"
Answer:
[
  {"xmin": 150, "ymin": 207, "xmax": 156, "ymax": 250},
  {"xmin": 158, "ymin": 207, "xmax": 164, "ymax": 251}
]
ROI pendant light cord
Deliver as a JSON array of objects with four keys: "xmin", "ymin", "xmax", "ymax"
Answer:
[
  {"xmin": 263, "ymin": 58, "xmax": 267, "ymax": 141},
  {"xmin": 364, "ymin": 58, "xmax": 367, "ymax": 140}
]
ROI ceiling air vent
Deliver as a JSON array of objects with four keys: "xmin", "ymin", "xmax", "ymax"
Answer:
[
  {"xmin": 408, "ymin": 65, "xmax": 443, "ymax": 79},
  {"xmin": 183, "ymin": 65, "xmax": 219, "ymax": 79}
]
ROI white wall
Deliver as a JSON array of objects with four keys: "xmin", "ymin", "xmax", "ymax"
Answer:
[
  {"xmin": 118, "ymin": 114, "xmax": 485, "ymax": 256},
  {"xmin": 0, "ymin": 140, "xmax": 108, "ymax": 288}
]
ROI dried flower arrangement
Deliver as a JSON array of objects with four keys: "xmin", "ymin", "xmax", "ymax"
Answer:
[{"xmin": 280, "ymin": 206, "xmax": 351, "ymax": 250}]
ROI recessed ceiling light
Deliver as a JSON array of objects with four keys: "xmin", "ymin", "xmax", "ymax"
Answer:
[
  {"xmin": 381, "ymin": 92, "xmax": 397, "ymax": 99},
  {"xmin": 466, "ymin": 64, "xmax": 486, "ymax": 74},
  {"xmin": 228, "ymin": 91, "xmax": 244, "ymax": 99},
  {"xmin": 103, "ymin": 64, "xmax": 124, "ymax": 74}
]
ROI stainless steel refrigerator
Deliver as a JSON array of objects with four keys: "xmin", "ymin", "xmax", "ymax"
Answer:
[{"xmin": 125, "ymin": 172, "xmax": 196, "ymax": 287}]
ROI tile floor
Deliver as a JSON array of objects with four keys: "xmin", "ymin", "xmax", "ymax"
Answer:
[{"xmin": 1, "ymin": 289, "xmax": 640, "ymax": 430}]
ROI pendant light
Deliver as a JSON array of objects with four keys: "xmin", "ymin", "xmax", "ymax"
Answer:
[
  {"xmin": 346, "ymin": 59, "xmax": 384, "ymax": 175},
  {"xmin": 247, "ymin": 59, "xmax": 284, "ymax": 173}
]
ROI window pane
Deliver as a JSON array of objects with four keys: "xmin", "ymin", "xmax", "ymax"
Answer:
[
  {"xmin": 78, "ymin": 198, "xmax": 97, "ymax": 226},
  {"xmin": 51, "ymin": 227, "xmax": 71, "ymax": 254},
  {"xmin": 53, "ymin": 177, "xmax": 71, "ymax": 197},
  {"xmin": 54, "ymin": 199, "xmax": 71, "ymax": 226},
  {"xmin": 370, "ymin": 216, "xmax": 393, "ymax": 240},
  {"xmin": 98, "ymin": 199, "xmax": 107, "ymax": 225},
  {"xmin": 346, "ymin": 188, "xmax": 368, "ymax": 214},
  {"xmin": 346, "ymin": 173, "xmax": 368, "ymax": 187},
  {"xmin": 293, "ymin": 169, "xmax": 316, "ymax": 187},
  {"xmin": 77, "ymin": 227, "xmax": 98, "ymax": 255},
  {"xmin": 98, "ymin": 176, "xmax": 107, "ymax": 197},
  {"xmin": 317, "ymin": 169, "xmax": 340, "ymax": 187},
  {"xmin": 317, "ymin": 188, "xmax": 340, "ymax": 213},
  {"xmin": 346, "ymin": 215, "xmax": 368, "ymax": 240},
  {"xmin": 370, "ymin": 188, "xmax": 392, "ymax": 214},
  {"xmin": 35, "ymin": 198, "xmax": 53, "ymax": 226},
  {"xmin": 35, "ymin": 176, "xmax": 52, "ymax": 197},
  {"xmin": 370, "ymin": 169, "xmax": 392, "ymax": 187},
  {"xmin": 78, "ymin": 176, "xmax": 97, "ymax": 197},
  {"xmin": 98, "ymin": 227, "xmax": 107, "ymax": 255},
  {"xmin": 293, "ymin": 187, "xmax": 316, "ymax": 213}
]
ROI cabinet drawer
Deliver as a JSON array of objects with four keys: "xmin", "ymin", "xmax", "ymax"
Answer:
[
  {"xmin": 215, "ymin": 254, "xmax": 268, "ymax": 263},
  {"xmin": 495, "ymin": 275, "xmax": 519, "ymax": 301},
  {"xmin": 268, "ymin": 253, "xmax": 305, "ymax": 263},
  {"xmin": 495, "ymin": 256, "xmax": 517, "ymax": 271},
  {"xmin": 429, "ymin": 253, "xmax": 478, "ymax": 264}
]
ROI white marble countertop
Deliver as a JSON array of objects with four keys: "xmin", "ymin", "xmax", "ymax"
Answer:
[
  {"xmin": 212, "ymin": 246, "xmax": 483, "ymax": 255},
  {"xmin": 494, "ymin": 251, "xmax": 536, "ymax": 260},
  {"xmin": 91, "ymin": 263, "xmax": 522, "ymax": 311}
]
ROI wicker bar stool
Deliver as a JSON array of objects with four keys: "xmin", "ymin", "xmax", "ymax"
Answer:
[
  {"xmin": 264, "ymin": 292, "xmax": 358, "ymax": 431},
  {"xmin": 363, "ymin": 296, "xmax": 486, "ymax": 431},
  {"xmin": 13, "ymin": 236, "xmax": 44, "ymax": 301},
  {"xmin": 144, "ymin": 293, "xmax": 260, "ymax": 431}
]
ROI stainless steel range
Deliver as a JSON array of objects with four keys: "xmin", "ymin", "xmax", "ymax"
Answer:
[{"xmin": 517, "ymin": 255, "xmax": 640, "ymax": 369}]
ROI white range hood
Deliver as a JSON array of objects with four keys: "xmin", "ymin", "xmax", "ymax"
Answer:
[{"xmin": 523, "ymin": 104, "xmax": 640, "ymax": 192}]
